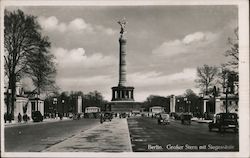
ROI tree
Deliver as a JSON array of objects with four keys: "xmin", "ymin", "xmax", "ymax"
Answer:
[
  {"xmin": 26, "ymin": 49, "xmax": 57, "ymax": 95},
  {"xmin": 195, "ymin": 64, "xmax": 219, "ymax": 95},
  {"xmin": 224, "ymin": 27, "xmax": 239, "ymax": 73},
  {"xmin": 218, "ymin": 67, "xmax": 238, "ymax": 94},
  {"xmin": 144, "ymin": 95, "xmax": 169, "ymax": 112},
  {"xmin": 84, "ymin": 91, "xmax": 105, "ymax": 108},
  {"xmin": 184, "ymin": 89, "xmax": 200, "ymax": 114},
  {"xmin": 4, "ymin": 9, "xmax": 51, "ymax": 119}
]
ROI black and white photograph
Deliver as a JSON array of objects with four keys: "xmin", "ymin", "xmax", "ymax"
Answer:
[{"xmin": 0, "ymin": 0, "xmax": 249, "ymax": 157}]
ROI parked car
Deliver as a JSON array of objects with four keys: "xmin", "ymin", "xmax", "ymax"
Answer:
[
  {"xmin": 181, "ymin": 113, "xmax": 192, "ymax": 125},
  {"xmin": 208, "ymin": 113, "xmax": 238, "ymax": 133},
  {"xmin": 32, "ymin": 111, "xmax": 43, "ymax": 122},
  {"xmin": 158, "ymin": 113, "xmax": 170, "ymax": 125}
]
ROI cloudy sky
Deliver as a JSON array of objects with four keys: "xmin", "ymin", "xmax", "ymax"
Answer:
[{"xmin": 7, "ymin": 5, "xmax": 238, "ymax": 101}]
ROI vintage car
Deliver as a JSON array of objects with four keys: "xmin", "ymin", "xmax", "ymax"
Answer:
[
  {"xmin": 158, "ymin": 113, "xmax": 170, "ymax": 125},
  {"xmin": 208, "ymin": 113, "xmax": 238, "ymax": 133},
  {"xmin": 100, "ymin": 112, "xmax": 113, "ymax": 123},
  {"xmin": 180, "ymin": 113, "xmax": 192, "ymax": 125},
  {"xmin": 32, "ymin": 111, "xmax": 43, "ymax": 122}
]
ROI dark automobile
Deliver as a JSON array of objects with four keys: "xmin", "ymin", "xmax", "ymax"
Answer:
[
  {"xmin": 100, "ymin": 112, "xmax": 113, "ymax": 123},
  {"xmin": 174, "ymin": 113, "xmax": 182, "ymax": 120},
  {"xmin": 154, "ymin": 113, "xmax": 161, "ymax": 119},
  {"xmin": 208, "ymin": 113, "xmax": 238, "ymax": 133},
  {"xmin": 158, "ymin": 113, "xmax": 170, "ymax": 125},
  {"xmin": 104, "ymin": 112, "xmax": 113, "ymax": 121},
  {"xmin": 170, "ymin": 112, "xmax": 176, "ymax": 119},
  {"xmin": 120, "ymin": 112, "xmax": 128, "ymax": 118},
  {"xmin": 32, "ymin": 111, "xmax": 43, "ymax": 122},
  {"xmin": 181, "ymin": 113, "xmax": 192, "ymax": 125}
]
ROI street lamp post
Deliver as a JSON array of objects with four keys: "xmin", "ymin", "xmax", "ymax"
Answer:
[
  {"xmin": 36, "ymin": 93, "xmax": 40, "ymax": 112},
  {"xmin": 62, "ymin": 99, "xmax": 65, "ymax": 117},
  {"xmin": 177, "ymin": 99, "xmax": 180, "ymax": 112},
  {"xmin": 184, "ymin": 98, "xmax": 187, "ymax": 112},
  {"xmin": 223, "ymin": 73, "xmax": 230, "ymax": 113},
  {"xmin": 53, "ymin": 98, "xmax": 58, "ymax": 118},
  {"xmin": 187, "ymin": 101, "xmax": 191, "ymax": 113},
  {"xmin": 224, "ymin": 88, "xmax": 228, "ymax": 113}
]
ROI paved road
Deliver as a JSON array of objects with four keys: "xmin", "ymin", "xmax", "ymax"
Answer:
[
  {"xmin": 5, "ymin": 119, "xmax": 100, "ymax": 152},
  {"xmin": 43, "ymin": 118, "xmax": 131, "ymax": 152},
  {"xmin": 128, "ymin": 117, "xmax": 239, "ymax": 152}
]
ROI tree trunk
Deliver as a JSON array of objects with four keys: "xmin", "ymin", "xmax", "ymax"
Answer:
[
  {"xmin": 6, "ymin": 86, "xmax": 10, "ymax": 116},
  {"xmin": 10, "ymin": 73, "xmax": 16, "ymax": 120}
]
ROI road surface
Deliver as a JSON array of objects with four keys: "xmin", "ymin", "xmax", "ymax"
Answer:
[
  {"xmin": 127, "ymin": 117, "xmax": 239, "ymax": 152},
  {"xmin": 5, "ymin": 119, "xmax": 100, "ymax": 152}
]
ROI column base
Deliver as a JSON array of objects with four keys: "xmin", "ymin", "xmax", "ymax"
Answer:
[{"xmin": 111, "ymin": 86, "xmax": 134, "ymax": 101}]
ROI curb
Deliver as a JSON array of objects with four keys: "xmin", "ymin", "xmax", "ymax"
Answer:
[
  {"xmin": 125, "ymin": 119, "xmax": 133, "ymax": 152},
  {"xmin": 192, "ymin": 120, "xmax": 212, "ymax": 124},
  {"xmin": 4, "ymin": 118, "xmax": 71, "ymax": 128}
]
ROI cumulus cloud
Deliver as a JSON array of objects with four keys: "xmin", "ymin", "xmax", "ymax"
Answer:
[
  {"xmin": 126, "ymin": 68, "xmax": 198, "ymax": 101},
  {"xmin": 57, "ymin": 75, "xmax": 114, "ymax": 101},
  {"xmin": 58, "ymin": 75, "xmax": 113, "ymax": 87},
  {"xmin": 128, "ymin": 68, "xmax": 196, "ymax": 87},
  {"xmin": 53, "ymin": 47, "xmax": 116, "ymax": 68},
  {"xmin": 38, "ymin": 16, "xmax": 115, "ymax": 35},
  {"xmin": 152, "ymin": 31, "xmax": 219, "ymax": 57},
  {"xmin": 38, "ymin": 16, "xmax": 67, "ymax": 33}
]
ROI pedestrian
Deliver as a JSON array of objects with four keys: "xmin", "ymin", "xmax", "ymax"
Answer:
[
  {"xmin": 23, "ymin": 114, "xmax": 28, "ymax": 123},
  {"xmin": 59, "ymin": 113, "xmax": 63, "ymax": 120},
  {"xmin": 18, "ymin": 113, "xmax": 22, "ymax": 123},
  {"xmin": 4, "ymin": 113, "xmax": 7, "ymax": 123},
  {"xmin": 100, "ymin": 113, "xmax": 103, "ymax": 124}
]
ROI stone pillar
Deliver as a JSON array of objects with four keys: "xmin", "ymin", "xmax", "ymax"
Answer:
[
  {"xmin": 112, "ymin": 90, "xmax": 115, "ymax": 100},
  {"xmin": 77, "ymin": 96, "xmax": 82, "ymax": 113},
  {"xmin": 170, "ymin": 95, "xmax": 176, "ymax": 113},
  {"xmin": 120, "ymin": 90, "xmax": 122, "ymax": 99},
  {"xmin": 118, "ymin": 36, "xmax": 127, "ymax": 87},
  {"xmin": 203, "ymin": 96, "xmax": 209, "ymax": 113},
  {"xmin": 203, "ymin": 100, "xmax": 207, "ymax": 113},
  {"xmin": 115, "ymin": 91, "xmax": 117, "ymax": 99},
  {"xmin": 215, "ymin": 97, "xmax": 221, "ymax": 114}
]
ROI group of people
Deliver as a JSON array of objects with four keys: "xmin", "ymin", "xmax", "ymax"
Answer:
[{"xmin": 4, "ymin": 112, "xmax": 29, "ymax": 123}]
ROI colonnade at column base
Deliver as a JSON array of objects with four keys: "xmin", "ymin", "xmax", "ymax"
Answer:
[{"xmin": 111, "ymin": 86, "xmax": 134, "ymax": 101}]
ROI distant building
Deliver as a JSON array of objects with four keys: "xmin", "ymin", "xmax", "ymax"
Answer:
[
  {"xmin": 149, "ymin": 106, "xmax": 165, "ymax": 114},
  {"xmin": 215, "ymin": 94, "xmax": 238, "ymax": 114},
  {"xmin": 85, "ymin": 106, "xmax": 101, "ymax": 113}
]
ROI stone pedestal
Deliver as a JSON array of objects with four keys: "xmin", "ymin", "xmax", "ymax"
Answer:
[
  {"xmin": 107, "ymin": 101, "xmax": 141, "ymax": 113},
  {"xmin": 111, "ymin": 86, "xmax": 134, "ymax": 101}
]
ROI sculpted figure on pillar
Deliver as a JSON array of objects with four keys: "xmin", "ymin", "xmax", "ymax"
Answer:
[{"xmin": 118, "ymin": 17, "xmax": 127, "ymax": 35}]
